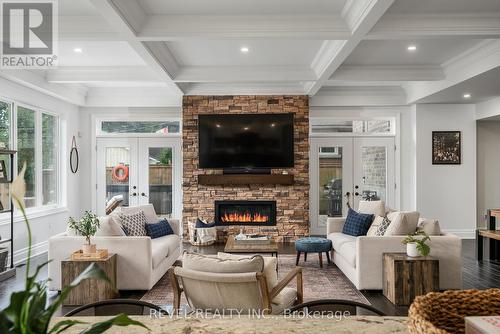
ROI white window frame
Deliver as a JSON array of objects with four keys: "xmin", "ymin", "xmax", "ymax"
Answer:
[
  {"xmin": 309, "ymin": 116, "xmax": 397, "ymax": 137},
  {"xmin": 0, "ymin": 97, "xmax": 61, "ymax": 217},
  {"xmin": 95, "ymin": 116, "xmax": 182, "ymax": 138}
]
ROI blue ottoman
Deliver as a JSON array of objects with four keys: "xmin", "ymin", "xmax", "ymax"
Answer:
[{"xmin": 295, "ymin": 237, "xmax": 332, "ymax": 268}]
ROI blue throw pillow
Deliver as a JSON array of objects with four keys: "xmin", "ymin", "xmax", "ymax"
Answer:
[
  {"xmin": 195, "ymin": 218, "xmax": 216, "ymax": 228},
  {"xmin": 342, "ymin": 208, "xmax": 374, "ymax": 236},
  {"xmin": 145, "ymin": 219, "xmax": 174, "ymax": 239}
]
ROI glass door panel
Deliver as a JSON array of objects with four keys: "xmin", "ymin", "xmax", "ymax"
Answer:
[
  {"xmin": 137, "ymin": 138, "xmax": 181, "ymax": 219},
  {"xmin": 147, "ymin": 147, "xmax": 173, "ymax": 216},
  {"xmin": 353, "ymin": 138, "xmax": 395, "ymax": 210},
  {"xmin": 96, "ymin": 138, "xmax": 138, "ymax": 215},
  {"xmin": 310, "ymin": 138, "xmax": 353, "ymax": 235}
]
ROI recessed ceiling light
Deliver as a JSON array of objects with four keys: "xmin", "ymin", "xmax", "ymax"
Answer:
[
  {"xmin": 407, "ymin": 45, "xmax": 417, "ymax": 52},
  {"xmin": 73, "ymin": 48, "xmax": 83, "ymax": 53},
  {"xmin": 271, "ymin": 123, "xmax": 275, "ymax": 127},
  {"xmin": 463, "ymin": 93, "xmax": 472, "ymax": 99},
  {"xmin": 240, "ymin": 47, "xmax": 249, "ymax": 54},
  {"xmin": 243, "ymin": 127, "xmax": 249, "ymax": 130},
  {"xmin": 216, "ymin": 124, "xmax": 221, "ymax": 128}
]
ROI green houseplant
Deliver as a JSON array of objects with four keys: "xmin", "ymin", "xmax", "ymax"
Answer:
[
  {"xmin": 68, "ymin": 211, "xmax": 100, "ymax": 254},
  {"xmin": 402, "ymin": 230, "xmax": 431, "ymax": 257},
  {"xmin": 0, "ymin": 163, "xmax": 148, "ymax": 333}
]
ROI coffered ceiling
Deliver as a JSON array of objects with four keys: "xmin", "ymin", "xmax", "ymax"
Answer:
[{"xmin": 1, "ymin": 0, "xmax": 499, "ymax": 107}]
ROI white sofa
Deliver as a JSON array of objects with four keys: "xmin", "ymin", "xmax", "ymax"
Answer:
[
  {"xmin": 327, "ymin": 216, "xmax": 462, "ymax": 291},
  {"xmin": 48, "ymin": 205, "xmax": 182, "ymax": 291}
]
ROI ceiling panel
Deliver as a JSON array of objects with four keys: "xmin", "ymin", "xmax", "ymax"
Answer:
[
  {"xmin": 167, "ymin": 40, "xmax": 325, "ymax": 67},
  {"xmin": 137, "ymin": 0, "xmax": 346, "ymax": 15},
  {"xmin": 58, "ymin": 41, "xmax": 146, "ymax": 66},
  {"xmin": 343, "ymin": 39, "xmax": 484, "ymax": 66}
]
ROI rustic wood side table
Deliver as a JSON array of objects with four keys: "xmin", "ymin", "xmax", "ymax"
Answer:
[
  {"xmin": 383, "ymin": 252, "xmax": 439, "ymax": 306},
  {"xmin": 61, "ymin": 253, "xmax": 118, "ymax": 306}
]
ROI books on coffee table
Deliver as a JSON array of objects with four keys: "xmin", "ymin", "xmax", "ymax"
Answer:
[{"xmin": 234, "ymin": 234, "xmax": 271, "ymax": 245}]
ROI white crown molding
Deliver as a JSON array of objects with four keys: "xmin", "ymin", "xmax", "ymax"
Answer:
[
  {"xmin": 310, "ymin": 86, "xmax": 406, "ymax": 107},
  {"xmin": 366, "ymin": 13, "xmax": 500, "ymax": 39},
  {"xmin": 330, "ymin": 65, "xmax": 445, "ymax": 82},
  {"xmin": 183, "ymin": 82, "xmax": 307, "ymax": 95},
  {"xmin": 174, "ymin": 66, "xmax": 317, "ymax": 83},
  {"xmin": 139, "ymin": 14, "xmax": 350, "ymax": 40},
  {"xmin": 0, "ymin": 70, "xmax": 87, "ymax": 106},
  {"xmin": 404, "ymin": 40, "xmax": 500, "ymax": 103}
]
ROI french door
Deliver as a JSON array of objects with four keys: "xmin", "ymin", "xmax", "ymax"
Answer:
[
  {"xmin": 96, "ymin": 137, "xmax": 182, "ymax": 218},
  {"xmin": 310, "ymin": 137, "xmax": 395, "ymax": 235}
]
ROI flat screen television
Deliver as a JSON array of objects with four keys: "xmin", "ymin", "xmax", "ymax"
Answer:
[{"xmin": 198, "ymin": 113, "xmax": 294, "ymax": 170}]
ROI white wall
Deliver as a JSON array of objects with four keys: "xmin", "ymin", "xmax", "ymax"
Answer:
[
  {"xmin": 415, "ymin": 104, "xmax": 476, "ymax": 238},
  {"xmin": 0, "ymin": 77, "xmax": 81, "ymax": 264},
  {"xmin": 477, "ymin": 121, "xmax": 500, "ymax": 229}
]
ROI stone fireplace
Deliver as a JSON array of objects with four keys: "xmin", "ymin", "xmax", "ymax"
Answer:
[
  {"xmin": 182, "ymin": 95, "xmax": 310, "ymax": 242},
  {"xmin": 215, "ymin": 200, "xmax": 277, "ymax": 226}
]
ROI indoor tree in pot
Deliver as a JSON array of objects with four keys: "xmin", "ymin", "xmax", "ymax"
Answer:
[
  {"xmin": 69, "ymin": 211, "xmax": 100, "ymax": 254},
  {"xmin": 0, "ymin": 164, "xmax": 148, "ymax": 333},
  {"xmin": 403, "ymin": 230, "xmax": 431, "ymax": 257}
]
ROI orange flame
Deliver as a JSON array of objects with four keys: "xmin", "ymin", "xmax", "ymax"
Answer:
[{"xmin": 221, "ymin": 212, "xmax": 269, "ymax": 223}]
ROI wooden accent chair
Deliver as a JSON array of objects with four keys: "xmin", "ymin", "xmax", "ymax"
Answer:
[{"xmin": 170, "ymin": 253, "xmax": 303, "ymax": 315}]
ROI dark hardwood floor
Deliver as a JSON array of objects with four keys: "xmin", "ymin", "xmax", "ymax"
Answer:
[{"xmin": 0, "ymin": 240, "xmax": 498, "ymax": 316}]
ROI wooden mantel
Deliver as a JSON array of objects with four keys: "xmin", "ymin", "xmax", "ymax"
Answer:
[{"xmin": 198, "ymin": 174, "xmax": 294, "ymax": 186}]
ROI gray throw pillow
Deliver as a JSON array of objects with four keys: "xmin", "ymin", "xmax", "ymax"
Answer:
[{"xmin": 119, "ymin": 211, "xmax": 148, "ymax": 236}]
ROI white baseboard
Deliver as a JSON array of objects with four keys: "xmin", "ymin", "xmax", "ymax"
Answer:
[
  {"xmin": 11, "ymin": 240, "xmax": 48, "ymax": 266},
  {"xmin": 444, "ymin": 229, "xmax": 475, "ymax": 239}
]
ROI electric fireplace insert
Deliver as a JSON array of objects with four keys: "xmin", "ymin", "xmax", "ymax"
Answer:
[{"xmin": 214, "ymin": 200, "xmax": 277, "ymax": 226}]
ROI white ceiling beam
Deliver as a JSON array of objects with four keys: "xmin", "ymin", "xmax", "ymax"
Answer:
[
  {"xmin": 138, "ymin": 14, "xmax": 350, "ymax": 40},
  {"xmin": 46, "ymin": 66, "xmax": 161, "ymax": 83},
  {"xmin": 330, "ymin": 65, "xmax": 445, "ymax": 82},
  {"xmin": 366, "ymin": 14, "xmax": 500, "ymax": 40},
  {"xmin": 59, "ymin": 16, "xmax": 120, "ymax": 41},
  {"xmin": 310, "ymin": 86, "xmax": 406, "ymax": 106},
  {"xmin": 0, "ymin": 70, "xmax": 87, "ymax": 105},
  {"xmin": 90, "ymin": 0, "xmax": 183, "ymax": 95},
  {"xmin": 173, "ymin": 66, "xmax": 316, "ymax": 83},
  {"xmin": 405, "ymin": 40, "xmax": 500, "ymax": 103},
  {"xmin": 306, "ymin": 0, "xmax": 395, "ymax": 95}
]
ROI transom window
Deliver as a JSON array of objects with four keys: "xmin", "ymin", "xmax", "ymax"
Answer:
[
  {"xmin": 0, "ymin": 99, "xmax": 59, "ymax": 209},
  {"xmin": 98, "ymin": 120, "xmax": 181, "ymax": 135},
  {"xmin": 311, "ymin": 118, "xmax": 394, "ymax": 135}
]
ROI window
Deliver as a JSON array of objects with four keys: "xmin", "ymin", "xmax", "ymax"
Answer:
[
  {"xmin": 100, "ymin": 121, "xmax": 180, "ymax": 134},
  {"xmin": 42, "ymin": 114, "xmax": 57, "ymax": 205},
  {"xmin": 17, "ymin": 106, "xmax": 36, "ymax": 208},
  {"xmin": 0, "ymin": 98, "xmax": 59, "ymax": 210},
  {"xmin": 311, "ymin": 119, "xmax": 394, "ymax": 135}
]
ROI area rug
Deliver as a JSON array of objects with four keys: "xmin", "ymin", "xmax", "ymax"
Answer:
[{"xmin": 140, "ymin": 254, "xmax": 369, "ymax": 307}]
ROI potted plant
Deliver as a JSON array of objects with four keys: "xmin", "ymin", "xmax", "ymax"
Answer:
[
  {"xmin": 403, "ymin": 230, "xmax": 431, "ymax": 257},
  {"xmin": 0, "ymin": 163, "xmax": 147, "ymax": 333},
  {"xmin": 69, "ymin": 211, "xmax": 100, "ymax": 254}
]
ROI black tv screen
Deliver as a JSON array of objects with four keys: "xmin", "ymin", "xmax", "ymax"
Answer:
[{"xmin": 198, "ymin": 113, "xmax": 294, "ymax": 169}]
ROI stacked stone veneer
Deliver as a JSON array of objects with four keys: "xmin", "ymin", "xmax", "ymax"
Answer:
[{"xmin": 182, "ymin": 95, "xmax": 310, "ymax": 242}]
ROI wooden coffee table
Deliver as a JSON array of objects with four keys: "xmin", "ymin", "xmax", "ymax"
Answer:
[{"xmin": 224, "ymin": 236, "xmax": 278, "ymax": 258}]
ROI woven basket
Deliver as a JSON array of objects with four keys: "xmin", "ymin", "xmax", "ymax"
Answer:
[{"xmin": 408, "ymin": 289, "xmax": 500, "ymax": 334}]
